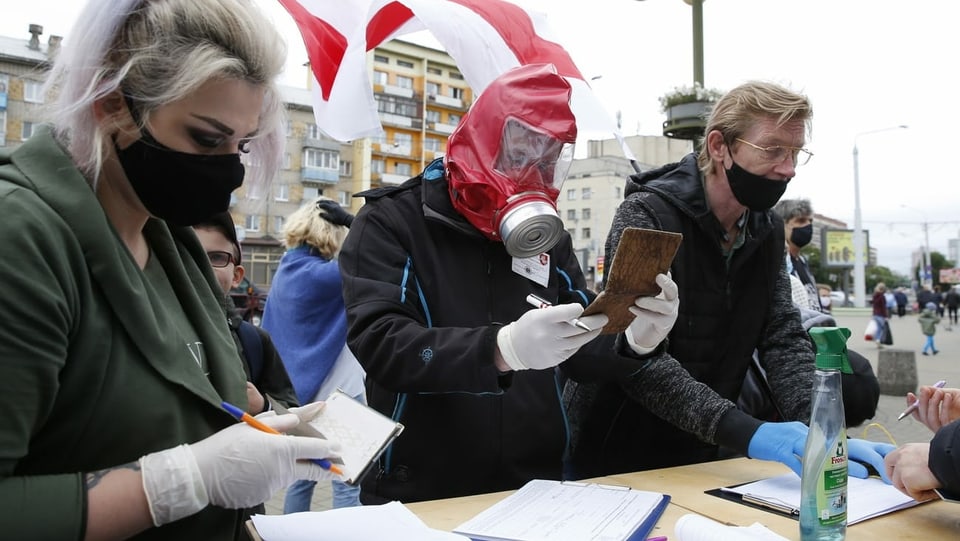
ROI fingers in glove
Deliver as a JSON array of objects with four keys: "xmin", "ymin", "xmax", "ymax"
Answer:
[
  {"xmin": 848, "ymin": 461, "xmax": 870, "ymax": 479},
  {"xmin": 632, "ymin": 295, "xmax": 678, "ymax": 316},
  {"xmin": 577, "ymin": 313, "xmax": 609, "ymax": 331},
  {"xmin": 255, "ymin": 412, "xmax": 302, "ymax": 433},
  {"xmin": 558, "ymin": 326, "xmax": 604, "ymax": 351},
  {"xmin": 287, "ymin": 401, "xmax": 326, "ymax": 423},
  {"xmin": 655, "ymin": 273, "xmax": 678, "ymax": 300},
  {"xmin": 783, "ymin": 455, "xmax": 803, "ymax": 477}
]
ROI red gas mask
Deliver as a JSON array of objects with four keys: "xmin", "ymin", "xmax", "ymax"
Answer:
[{"xmin": 445, "ymin": 64, "xmax": 577, "ymax": 258}]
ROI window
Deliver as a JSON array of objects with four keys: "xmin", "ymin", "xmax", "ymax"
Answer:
[
  {"xmin": 567, "ymin": 188, "xmax": 576, "ymax": 201},
  {"xmin": 582, "ymin": 208, "xmax": 591, "ymax": 220},
  {"xmin": 423, "ymin": 137, "xmax": 442, "ymax": 152},
  {"xmin": 302, "ymin": 186, "xmax": 320, "ymax": 201},
  {"xmin": 582, "ymin": 228, "xmax": 591, "ymax": 239},
  {"xmin": 567, "ymin": 228, "xmax": 576, "ymax": 238},
  {"xmin": 582, "ymin": 187, "xmax": 592, "ymax": 200},
  {"xmin": 285, "ymin": 121, "xmax": 292, "ymax": 137},
  {"xmin": 371, "ymin": 159, "xmax": 385, "ymax": 173},
  {"xmin": 373, "ymin": 70, "xmax": 388, "ymax": 85},
  {"xmin": 393, "ymin": 132, "xmax": 412, "ymax": 148},
  {"xmin": 305, "ymin": 123, "xmax": 321, "ymax": 139},
  {"xmin": 567, "ymin": 209, "xmax": 576, "ymax": 220},
  {"xmin": 448, "ymin": 114, "xmax": 461, "ymax": 125},
  {"xmin": 425, "ymin": 109, "xmax": 440, "ymax": 123},
  {"xmin": 274, "ymin": 216, "xmax": 285, "ymax": 233},
  {"xmin": 450, "ymin": 87, "xmax": 464, "ymax": 100},
  {"xmin": 282, "ymin": 153, "xmax": 291, "ymax": 170},
  {"xmin": 245, "ymin": 214, "xmax": 261, "ymax": 232},
  {"xmin": 0, "ymin": 110, "xmax": 6, "ymax": 144},
  {"xmin": 23, "ymin": 80, "xmax": 43, "ymax": 103},
  {"xmin": 376, "ymin": 95, "xmax": 418, "ymax": 117},
  {"xmin": 397, "ymin": 59, "xmax": 414, "ymax": 69},
  {"xmin": 337, "ymin": 191, "xmax": 351, "ymax": 206},
  {"xmin": 21, "ymin": 121, "xmax": 35, "ymax": 141},
  {"xmin": 303, "ymin": 148, "xmax": 338, "ymax": 170},
  {"xmin": 339, "ymin": 161, "xmax": 353, "ymax": 177},
  {"xmin": 427, "ymin": 67, "xmax": 442, "ymax": 75},
  {"xmin": 449, "ymin": 71, "xmax": 464, "ymax": 80},
  {"xmin": 425, "ymin": 82, "xmax": 440, "ymax": 96},
  {"xmin": 395, "ymin": 162, "xmax": 412, "ymax": 176},
  {"xmin": 614, "ymin": 186, "xmax": 622, "ymax": 199},
  {"xmin": 396, "ymin": 75, "xmax": 413, "ymax": 89},
  {"xmin": 275, "ymin": 184, "xmax": 289, "ymax": 202},
  {"xmin": 373, "ymin": 54, "xmax": 389, "ymax": 64}
]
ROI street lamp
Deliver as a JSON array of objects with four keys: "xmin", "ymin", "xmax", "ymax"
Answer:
[
  {"xmin": 852, "ymin": 125, "xmax": 907, "ymax": 307},
  {"xmin": 900, "ymin": 204, "xmax": 932, "ymax": 287}
]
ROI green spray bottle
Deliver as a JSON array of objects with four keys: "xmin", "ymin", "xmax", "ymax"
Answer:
[{"xmin": 800, "ymin": 327, "xmax": 853, "ymax": 541}]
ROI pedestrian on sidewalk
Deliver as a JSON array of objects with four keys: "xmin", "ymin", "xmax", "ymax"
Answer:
[
  {"xmin": 872, "ymin": 283, "xmax": 889, "ymax": 348},
  {"xmin": 945, "ymin": 286, "xmax": 959, "ymax": 326},
  {"xmin": 919, "ymin": 302, "xmax": 941, "ymax": 356}
]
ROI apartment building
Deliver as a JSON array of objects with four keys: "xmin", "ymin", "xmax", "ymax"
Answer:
[{"xmin": 0, "ymin": 25, "xmax": 59, "ymax": 149}]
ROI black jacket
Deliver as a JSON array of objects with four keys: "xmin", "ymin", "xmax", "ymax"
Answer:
[
  {"xmin": 930, "ymin": 420, "xmax": 960, "ymax": 498},
  {"xmin": 339, "ymin": 160, "xmax": 640, "ymax": 502},
  {"xmin": 566, "ymin": 154, "xmax": 813, "ymax": 477}
]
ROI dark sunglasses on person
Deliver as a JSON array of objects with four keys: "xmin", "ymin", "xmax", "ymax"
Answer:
[{"xmin": 206, "ymin": 251, "xmax": 236, "ymax": 268}]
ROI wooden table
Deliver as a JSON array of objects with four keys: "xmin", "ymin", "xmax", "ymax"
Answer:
[{"xmin": 407, "ymin": 457, "xmax": 960, "ymax": 540}]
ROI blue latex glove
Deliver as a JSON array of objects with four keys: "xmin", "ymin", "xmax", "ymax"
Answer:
[
  {"xmin": 747, "ymin": 422, "xmax": 808, "ymax": 477},
  {"xmin": 847, "ymin": 438, "xmax": 896, "ymax": 483}
]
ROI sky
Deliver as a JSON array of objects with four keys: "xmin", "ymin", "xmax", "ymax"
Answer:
[{"xmin": 4, "ymin": 0, "xmax": 959, "ymax": 275}]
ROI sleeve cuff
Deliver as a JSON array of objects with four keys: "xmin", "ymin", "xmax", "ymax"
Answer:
[{"xmin": 714, "ymin": 407, "xmax": 764, "ymax": 454}]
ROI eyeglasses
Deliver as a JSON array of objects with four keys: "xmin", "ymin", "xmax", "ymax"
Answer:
[
  {"xmin": 734, "ymin": 138, "xmax": 813, "ymax": 167},
  {"xmin": 206, "ymin": 251, "xmax": 236, "ymax": 268}
]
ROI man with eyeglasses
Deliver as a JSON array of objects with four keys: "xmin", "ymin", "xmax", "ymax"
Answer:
[
  {"xmin": 565, "ymin": 81, "xmax": 895, "ymax": 482},
  {"xmin": 193, "ymin": 212, "xmax": 298, "ymax": 415}
]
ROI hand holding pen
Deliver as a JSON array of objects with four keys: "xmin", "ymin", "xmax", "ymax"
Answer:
[
  {"xmin": 900, "ymin": 381, "xmax": 960, "ymax": 432},
  {"xmin": 526, "ymin": 294, "xmax": 593, "ymax": 331},
  {"xmin": 496, "ymin": 297, "xmax": 608, "ymax": 372}
]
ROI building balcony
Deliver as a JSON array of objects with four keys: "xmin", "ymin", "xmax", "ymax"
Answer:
[
  {"xmin": 382, "ymin": 84, "xmax": 414, "ymax": 99},
  {"xmin": 301, "ymin": 136, "xmax": 340, "ymax": 151},
  {"xmin": 301, "ymin": 166, "xmax": 339, "ymax": 184},
  {"xmin": 380, "ymin": 112, "xmax": 414, "ymax": 128},
  {"xmin": 431, "ymin": 122, "xmax": 457, "ymax": 135},
  {"xmin": 382, "ymin": 173, "xmax": 409, "ymax": 185},
  {"xmin": 428, "ymin": 94, "xmax": 464, "ymax": 109}
]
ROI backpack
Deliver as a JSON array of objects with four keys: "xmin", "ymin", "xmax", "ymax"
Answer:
[{"xmin": 236, "ymin": 320, "xmax": 264, "ymax": 382}]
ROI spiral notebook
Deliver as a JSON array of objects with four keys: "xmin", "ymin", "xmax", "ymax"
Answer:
[
  {"xmin": 269, "ymin": 391, "xmax": 404, "ymax": 485},
  {"xmin": 452, "ymin": 479, "xmax": 670, "ymax": 541}
]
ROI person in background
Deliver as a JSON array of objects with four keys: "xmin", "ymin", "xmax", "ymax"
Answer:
[
  {"xmin": 894, "ymin": 287, "xmax": 909, "ymax": 318},
  {"xmin": 818, "ymin": 285, "xmax": 833, "ymax": 314},
  {"xmin": 565, "ymin": 81, "xmax": 892, "ymax": 481},
  {"xmin": 885, "ymin": 384, "xmax": 960, "ymax": 501},
  {"xmin": 918, "ymin": 302, "xmax": 941, "ymax": 356},
  {"xmin": 946, "ymin": 286, "xmax": 960, "ymax": 326},
  {"xmin": 0, "ymin": 0, "xmax": 339, "ymax": 538},
  {"xmin": 261, "ymin": 197, "xmax": 366, "ymax": 511},
  {"xmin": 193, "ymin": 212, "xmax": 298, "ymax": 414},
  {"xmin": 872, "ymin": 282, "xmax": 889, "ymax": 347},
  {"xmin": 768, "ymin": 198, "xmax": 879, "ymax": 427},
  {"xmin": 338, "ymin": 64, "xmax": 678, "ymax": 503}
]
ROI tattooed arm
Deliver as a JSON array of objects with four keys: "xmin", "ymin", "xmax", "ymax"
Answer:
[{"xmin": 84, "ymin": 462, "xmax": 152, "ymax": 541}]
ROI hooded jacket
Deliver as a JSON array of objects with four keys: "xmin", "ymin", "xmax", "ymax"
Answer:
[
  {"xmin": 566, "ymin": 153, "xmax": 814, "ymax": 477},
  {"xmin": 339, "ymin": 159, "xmax": 641, "ymax": 503}
]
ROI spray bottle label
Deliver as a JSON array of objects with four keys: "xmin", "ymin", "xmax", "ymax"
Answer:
[{"xmin": 817, "ymin": 436, "xmax": 848, "ymax": 525}]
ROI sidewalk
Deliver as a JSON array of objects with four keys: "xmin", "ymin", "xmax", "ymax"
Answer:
[{"xmin": 263, "ymin": 308, "xmax": 957, "ymax": 514}]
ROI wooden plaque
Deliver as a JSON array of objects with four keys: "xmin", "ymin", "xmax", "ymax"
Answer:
[{"xmin": 582, "ymin": 228, "xmax": 682, "ymax": 334}]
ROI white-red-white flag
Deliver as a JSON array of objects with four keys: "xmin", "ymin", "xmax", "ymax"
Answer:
[{"xmin": 278, "ymin": 0, "xmax": 631, "ymax": 158}]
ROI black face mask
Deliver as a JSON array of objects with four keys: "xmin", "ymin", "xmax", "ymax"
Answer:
[
  {"xmin": 725, "ymin": 159, "xmax": 790, "ymax": 211},
  {"xmin": 114, "ymin": 118, "xmax": 245, "ymax": 226},
  {"xmin": 790, "ymin": 223, "xmax": 813, "ymax": 248}
]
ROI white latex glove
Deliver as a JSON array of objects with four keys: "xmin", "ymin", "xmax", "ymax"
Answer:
[
  {"xmin": 625, "ymin": 273, "xmax": 679, "ymax": 355},
  {"xmin": 140, "ymin": 411, "xmax": 340, "ymax": 525},
  {"xmin": 497, "ymin": 303, "xmax": 607, "ymax": 371}
]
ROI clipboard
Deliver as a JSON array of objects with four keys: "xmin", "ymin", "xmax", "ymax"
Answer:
[
  {"xmin": 581, "ymin": 227, "xmax": 682, "ymax": 334},
  {"xmin": 268, "ymin": 391, "xmax": 404, "ymax": 486},
  {"xmin": 705, "ymin": 483, "xmax": 800, "ymax": 521},
  {"xmin": 452, "ymin": 479, "xmax": 671, "ymax": 541}
]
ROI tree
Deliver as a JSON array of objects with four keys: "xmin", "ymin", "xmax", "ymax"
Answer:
[
  {"xmin": 866, "ymin": 265, "xmax": 907, "ymax": 292},
  {"xmin": 914, "ymin": 251, "xmax": 956, "ymax": 289}
]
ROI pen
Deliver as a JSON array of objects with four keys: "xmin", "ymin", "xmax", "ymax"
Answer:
[
  {"xmin": 525, "ymin": 294, "xmax": 593, "ymax": 331},
  {"xmin": 897, "ymin": 380, "xmax": 947, "ymax": 421},
  {"xmin": 221, "ymin": 401, "xmax": 343, "ymax": 475},
  {"xmin": 645, "ymin": 537, "xmax": 668, "ymax": 541}
]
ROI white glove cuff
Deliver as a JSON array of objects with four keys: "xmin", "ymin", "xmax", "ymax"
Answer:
[
  {"xmin": 496, "ymin": 324, "xmax": 527, "ymax": 371},
  {"xmin": 140, "ymin": 444, "xmax": 209, "ymax": 526},
  {"xmin": 624, "ymin": 325, "xmax": 657, "ymax": 356}
]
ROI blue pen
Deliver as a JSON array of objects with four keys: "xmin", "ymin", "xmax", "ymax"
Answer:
[{"xmin": 221, "ymin": 401, "xmax": 342, "ymax": 475}]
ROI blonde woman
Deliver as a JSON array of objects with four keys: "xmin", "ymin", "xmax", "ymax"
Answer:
[
  {"xmin": 0, "ymin": 0, "xmax": 339, "ymax": 539},
  {"xmin": 262, "ymin": 197, "xmax": 366, "ymax": 511}
]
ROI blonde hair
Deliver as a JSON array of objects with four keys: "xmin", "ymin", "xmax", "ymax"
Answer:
[
  {"xmin": 44, "ymin": 0, "xmax": 286, "ymax": 194},
  {"xmin": 698, "ymin": 81, "xmax": 812, "ymax": 175},
  {"xmin": 282, "ymin": 197, "xmax": 349, "ymax": 259}
]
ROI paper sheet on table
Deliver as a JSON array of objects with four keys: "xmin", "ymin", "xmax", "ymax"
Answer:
[
  {"xmin": 721, "ymin": 473, "xmax": 920, "ymax": 525},
  {"xmin": 675, "ymin": 513, "xmax": 789, "ymax": 541},
  {"xmin": 250, "ymin": 501, "xmax": 467, "ymax": 541}
]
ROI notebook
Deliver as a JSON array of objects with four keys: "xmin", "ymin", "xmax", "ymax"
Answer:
[
  {"xmin": 269, "ymin": 390, "xmax": 404, "ymax": 485},
  {"xmin": 452, "ymin": 479, "xmax": 670, "ymax": 541}
]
